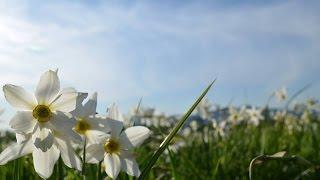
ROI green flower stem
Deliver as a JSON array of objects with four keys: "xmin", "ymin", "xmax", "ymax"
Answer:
[
  {"xmin": 97, "ymin": 161, "xmax": 102, "ymax": 180},
  {"xmin": 58, "ymin": 157, "xmax": 63, "ymax": 179},
  {"xmin": 82, "ymin": 137, "xmax": 87, "ymax": 179}
]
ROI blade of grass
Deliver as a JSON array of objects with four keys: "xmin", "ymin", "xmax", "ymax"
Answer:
[
  {"xmin": 136, "ymin": 97, "xmax": 143, "ymax": 114},
  {"xmin": 14, "ymin": 159, "xmax": 19, "ymax": 180},
  {"xmin": 138, "ymin": 80, "xmax": 216, "ymax": 180},
  {"xmin": 17, "ymin": 158, "xmax": 21, "ymax": 180},
  {"xmin": 132, "ymin": 97, "xmax": 143, "ymax": 126},
  {"xmin": 167, "ymin": 147, "xmax": 178, "ymax": 179}
]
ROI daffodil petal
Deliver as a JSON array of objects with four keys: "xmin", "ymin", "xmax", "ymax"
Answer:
[
  {"xmin": 81, "ymin": 92, "xmax": 97, "ymax": 117},
  {"xmin": 86, "ymin": 116, "xmax": 113, "ymax": 134},
  {"xmin": 59, "ymin": 87, "xmax": 76, "ymax": 93},
  {"xmin": 33, "ymin": 145, "xmax": 60, "ymax": 179},
  {"xmin": 3, "ymin": 84, "xmax": 36, "ymax": 110},
  {"xmin": 86, "ymin": 130, "xmax": 108, "ymax": 145},
  {"xmin": 107, "ymin": 104, "xmax": 125, "ymax": 138},
  {"xmin": 16, "ymin": 133, "xmax": 27, "ymax": 143},
  {"xmin": 32, "ymin": 125, "xmax": 54, "ymax": 152},
  {"xmin": 121, "ymin": 156, "xmax": 141, "ymax": 177},
  {"xmin": 69, "ymin": 89, "xmax": 88, "ymax": 117},
  {"xmin": 50, "ymin": 91, "xmax": 78, "ymax": 112},
  {"xmin": 58, "ymin": 87, "xmax": 88, "ymax": 106},
  {"xmin": 86, "ymin": 144, "xmax": 105, "ymax": 164},
  {"xmin": 50, "ymin": 112, "xmax": 81, "ymax": 142},
  {"xmin": 104, "ymin": 153, "xmax": 121, "ymax": 179},
  {"xmin": 35, "ymin": 70, "xmax": 60, "ymax": 104},
  {"xmin": 9, "ymin": 111, "xmax": 36, "ymax": 134},
  {"xmin": 0, "ymin": 139, "xmax": 33, "ymax": 165},
  {"xmin": 119, "ymin": 126, "xmax": 150, "ymax": 149},
  {"xmin": 55, "ymin": 136, "xmax": 82, "ymax": 171},
  {"xmin": 109, "ymin": 119, "xmax": 124, "ymax": 139}
]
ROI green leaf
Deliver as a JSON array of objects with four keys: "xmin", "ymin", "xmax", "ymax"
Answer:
[
  {"xmin": 249, "ymin": 151, "xmax": 313, "ymax": 180},
  {"xmin": 138, "ymin": 80, "xmax": 216, "ymax": 180}
]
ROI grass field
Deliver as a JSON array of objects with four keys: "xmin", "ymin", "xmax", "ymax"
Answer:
[
  {"xmin": 1, "ymin": 94, "xmax": 319, "ymax": 179},
  {"xmin": 0, "ymin": 71, "xmax": 319, "ymax": 179}
]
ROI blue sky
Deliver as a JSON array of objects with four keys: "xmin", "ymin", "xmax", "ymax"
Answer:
[{"xmin": 0, "ymin": 0, "xmax": 320, "ymax": 127}]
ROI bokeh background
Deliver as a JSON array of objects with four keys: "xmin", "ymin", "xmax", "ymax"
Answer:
[{"xmin": 1, "ymin": 0, "xmax": 320, "ymax": 129}]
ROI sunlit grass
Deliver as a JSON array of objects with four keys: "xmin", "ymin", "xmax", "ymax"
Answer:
[{"xmin": 1, "ymin": 115, "xmax": 319, "ymax": 179}]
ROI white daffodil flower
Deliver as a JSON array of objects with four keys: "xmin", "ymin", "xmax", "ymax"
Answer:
[
  {"xmin": 3, "ymin": 70, "xmax": 82, "ymax": 151},
  {"xmin": 0, "ymin": 132, "xmax": 82, "ymax": 179},
  {"xmin": 246, "ymin": 107, "xmax": 264, "ymax": 126},
  {"xmin": 274, "ymin": 110, "xmax": 287, "ymax": 122},
  {"xmin": 228, "ymin": 107, "xmax": 244, "ymax": 125},
  {"xmin": 212, "ymin": 120, "xmax": 227, "ymax": 137},
  {"xmin": 86, "ymin": 104, "xmax": 150, "ymax": 179},
  {"xmin": 72, "ymin": 92, "xmax": 111, "ymax": 144},
  {"xmin": 0, "ymin": 70, "xmax": 84, "ymax": 178}
]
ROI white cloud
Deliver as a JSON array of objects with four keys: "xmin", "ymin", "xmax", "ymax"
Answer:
[{"xmin": 0, "ymin": 0, "xmax": 319, "ymax": 116}]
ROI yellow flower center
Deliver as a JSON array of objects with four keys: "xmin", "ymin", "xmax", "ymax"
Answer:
[
  {"xmin": 104, "ymin": 139, "xmax": 120, "ymax": 154},
  {"xmin": 32, "ymin": 105, "xmax": 52, "ymax": 123},
  {"xmin": 75, "ymin": 119, "xmax": 91, "ymax": 135},
  {"xmin": 233, "ymin": 114, "xmax": 238, "ymax": 120}
]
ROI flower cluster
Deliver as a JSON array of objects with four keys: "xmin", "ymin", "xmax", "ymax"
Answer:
[
  {"xmin": 0, "ymin": 70, "xmax": 150, "ymax": 179},
  {"xmin": 125, "ymin": 86, "xmax": 318, "ymax": 144}
]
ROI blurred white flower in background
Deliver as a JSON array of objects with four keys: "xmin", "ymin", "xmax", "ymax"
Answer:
[
  {"xmin": 228, "ymin": 106, "xmax": 245, "ymax": 125},
  {"xmin": 274, "ymin": 110, "xmax": 287, "ymax": 122},
  {"xmin": 169, "ymin": 141, "xmax": 186, "ymax": 153},
  {"xmin": 212, "ymin": 120, "xmax": 227, "ymax": 137},
  {"xmin": 142, "ymin": 107, "xmax": 155, "ymax": 118},
  {"xmin": 196, "ymin": 98, "xmax": 212, "ymax": 120},
  {"xmin": 181, "ymin": 126, "xmax": 192, "ymax": 137},
  {"xmin": 301, "ymin": 111, "xmax": 311, "ymax": 124},
  {"xmin": 246, "ymin": 107, "xmax": 264, "ymax": 126},
  {"xmin": 275, "ymin": 87, "xmax": 288, "ymax": 102},
  {"xmin": 190, "ymin": 120, "xmax": 199, "ymax": 131},
  {"xmin": 306, "ymin": 98, "xmax": 318, "ymax": 110},
  {"xmin": 156, "ymin": 112, "xmax": 170, "ymax": 127},
  {"xmin": 127, "ymin": 104, "xmax": 172, "ymax": 128},
  {"xmin": 125, "ymin": 106, "xmax": 140, "ymax": 127}
]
